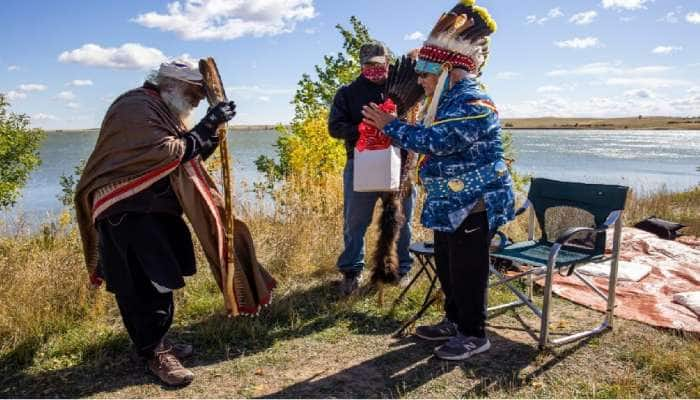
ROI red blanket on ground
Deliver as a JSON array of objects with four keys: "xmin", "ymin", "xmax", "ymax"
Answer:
[{"xmin": 537, "ymin": 228, "xmax": 700, "ymax": 333}]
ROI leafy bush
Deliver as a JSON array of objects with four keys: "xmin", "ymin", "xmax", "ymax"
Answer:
[
  {"xmin": 256, "ymin": 16, "xmax": 374, "ymax": 180},
  {"xmin": 0, "ymin": 94, "xmax": 45, "ymax": 208}
]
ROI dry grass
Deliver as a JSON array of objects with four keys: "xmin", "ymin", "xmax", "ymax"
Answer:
[{"xmin": 0, "ymin": 178, "xmax": 698, "ymax": 398}]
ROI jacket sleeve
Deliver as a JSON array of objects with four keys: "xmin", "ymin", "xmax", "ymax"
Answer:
[
  {"xmin": 383, "ymin": 105, "xmax": 496, "ymax": 156},
  {"xmin": 328, "ymin": 87, "xmax": 359, "ymax": 142}
]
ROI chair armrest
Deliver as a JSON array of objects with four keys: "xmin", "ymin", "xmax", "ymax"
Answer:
[
  {"xmin": 515, "ymin": 199, "xmax": 531, "ymax": 217},
  {"xmin": 554, "ymin": 227, "xmax": 602, "ymax": 246},
  {"xmin": 492, "ymin": 231, "xmax": 510, "ymax": 252},
  {"xmin": 546, "ymin": 211, "xmax": 623, "ymax": 272},
  {"xmin": 602, "ymin": 210, "xmax": 622, "ymax": 229},
  {"xmin": 554, "ymin": 210, "xmax": 622, "ymax": 246},
  {"xmin": 547, "ymin": 226, "xmax": 600, "ymax": 273}
]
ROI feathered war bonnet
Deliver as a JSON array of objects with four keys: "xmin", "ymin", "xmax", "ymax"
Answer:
[{"xmin": 416, "ymin": 0, "xmax": 497, "ymax": 124}]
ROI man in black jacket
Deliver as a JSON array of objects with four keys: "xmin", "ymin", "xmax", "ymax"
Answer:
[{"xmin": 328, "ymin": 42, "xmax": 415, "ymax": 295}]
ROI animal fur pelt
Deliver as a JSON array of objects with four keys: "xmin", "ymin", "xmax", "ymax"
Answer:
[
  {"xmin": 369, "ymin": 60, "xmax": 424, "ymax": 286},
  {"xmin": 370, "ymin": 150, "xmax": 418, "ymax": 285}
]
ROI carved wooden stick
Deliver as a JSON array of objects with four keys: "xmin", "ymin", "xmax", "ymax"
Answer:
[{"xmin": 199, "ymin": 57, "xmax": 238, "ymax": 316}]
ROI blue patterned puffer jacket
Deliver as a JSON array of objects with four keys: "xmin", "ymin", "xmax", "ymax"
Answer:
[{"xmin": 383, "ymin": 78, "xmax": 515, "ymax": 233}]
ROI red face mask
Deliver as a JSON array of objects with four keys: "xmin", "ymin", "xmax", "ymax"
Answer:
[{"xmin": 362, "ymin": 65, "xmax": 388, "ymax": 83}]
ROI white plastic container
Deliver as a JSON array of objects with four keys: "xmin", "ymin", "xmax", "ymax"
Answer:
[{"xmin": 353, "ymin": 146, "xmax": 401, "ymax": 192}]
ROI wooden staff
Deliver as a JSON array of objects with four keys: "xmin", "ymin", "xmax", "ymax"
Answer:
[{"xmin": 199, "ymin": 57, "xmax": 238, "ymax": 316}]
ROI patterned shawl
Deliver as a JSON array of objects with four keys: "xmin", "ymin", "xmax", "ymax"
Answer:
[{"xmin": 75, "ymin": 86, "xmax": 276, "ymax": 315}]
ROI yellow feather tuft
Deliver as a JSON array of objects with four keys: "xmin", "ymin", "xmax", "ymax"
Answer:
[
  {"xmin": 473, "ymin": 6, "xmax": 498, "ymax": 33},
  {"xmin": 460, "ymin": 0, "xmax": 477, "ymax": 6}
]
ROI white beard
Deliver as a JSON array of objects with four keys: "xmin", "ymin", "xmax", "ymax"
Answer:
[{"xmin": 161, "ymin": 88, "xmax": 195, "ymax": 130}]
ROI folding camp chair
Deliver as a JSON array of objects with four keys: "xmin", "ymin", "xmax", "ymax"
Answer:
[
  {"xmin": 490, "ymin": 178, "xmax": 629, "ymax": 349},
  {"xmin": 392, "ymin": 242, "xmax": 441, "ymax": 337}
]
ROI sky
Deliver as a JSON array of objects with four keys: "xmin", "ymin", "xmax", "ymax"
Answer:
[{"xmin": 2, "ymin": 0, "xmax": 699, "ymax": 130}]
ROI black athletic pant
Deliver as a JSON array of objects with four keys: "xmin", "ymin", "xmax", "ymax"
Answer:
[
  {"xmin": 114, "ymin": 260, "xmax": 174, "ymax": 359},
  {"xmin": 434, "ymin": 211, "xmax": 490, "ymax": 339},
  {"xmin": 97, "ymin": 213, "xmax": 194, "ymax": 360}
]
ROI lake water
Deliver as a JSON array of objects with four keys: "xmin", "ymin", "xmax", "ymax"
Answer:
[{"xmin": 3, "ymin": 129, "xmax": 699, "ymax": 228}]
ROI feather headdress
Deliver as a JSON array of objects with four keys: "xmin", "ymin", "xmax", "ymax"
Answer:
[{"xmin": 416, "ymin": 0, "xmax": 497, "ymax": 125}]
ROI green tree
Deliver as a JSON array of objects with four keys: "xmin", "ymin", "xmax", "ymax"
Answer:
[
  {"xmin": 0, "ymin": 94, "xmax": 45, "ymax": 208},
  {"xmin": 256, "ymin": 16, "xmax": 376, "ymax": 180},
  {"xmin": 58, "ymin": 159, "xmax": 86, "ymax": 207}
]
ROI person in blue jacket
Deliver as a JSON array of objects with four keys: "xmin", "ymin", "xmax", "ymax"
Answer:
[{"xmin": 362, "ymin": 0, "xmax": 515, "ymax": 361}]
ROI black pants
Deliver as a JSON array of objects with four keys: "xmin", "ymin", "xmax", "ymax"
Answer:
[
  {"xmin": 434, "ymin": 211, "xmax": 490, "ymax": 338},
  {"xmin": 97, "ymin": 213, "xmax": 194, "ymax": 359},
  {"xmin": 115, "ymin": 263, "xmax": 174, "ymax": 359}
]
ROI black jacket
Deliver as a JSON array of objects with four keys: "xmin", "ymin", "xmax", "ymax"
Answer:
[{"xmin": 328, "ymin": 75, "xmax": 385, "ymax": 158}]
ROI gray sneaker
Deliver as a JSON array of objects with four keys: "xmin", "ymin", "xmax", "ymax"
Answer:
[
  {"xmin": 339, "ymin": 273, "xmax": 360, "ymax": 296},
  {"xmin": 434, "ymin": 334, "xmax": 491, "ymax": 361},
  {"xmin": 414, "ymin": 318, "xmax": 458, "ymax": 341}
]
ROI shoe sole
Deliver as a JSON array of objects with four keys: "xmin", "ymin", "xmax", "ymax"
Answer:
[
  {"xmin": 414, "ymin": 332, "xmax": 455, "ymax": 342},
  {"xmin": 434, "ymin": 341, "xmax": 491, "ymax": 361}
]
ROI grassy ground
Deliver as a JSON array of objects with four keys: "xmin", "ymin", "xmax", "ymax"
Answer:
[{"xmin": 1, "ymin": 178, "xmax": 698, "ymax": 398}]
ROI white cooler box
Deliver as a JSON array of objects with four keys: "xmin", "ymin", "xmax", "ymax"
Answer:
[{"xmin": 353, "ymin": 146, "xmax": 401, "ymax": 192}]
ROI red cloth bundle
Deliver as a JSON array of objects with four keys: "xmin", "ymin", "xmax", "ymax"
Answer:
[{"xmin": 356, "ymin": 98, "xmax": 396, "ymax": 152}]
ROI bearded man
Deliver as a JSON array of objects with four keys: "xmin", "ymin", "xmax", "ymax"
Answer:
[{"xmin": 75, "ymin": 61, "xmax": 236, "ymax": 386}]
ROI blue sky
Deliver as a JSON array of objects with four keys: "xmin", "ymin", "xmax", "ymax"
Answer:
[{"xmin": 2, "ymin": 0, "xmax": 699, "ymax": 130}]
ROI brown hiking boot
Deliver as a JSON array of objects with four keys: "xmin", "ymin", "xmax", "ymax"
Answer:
[
  {"xmin": 163, "ymin": 338, "xmax": 194, "ymax": 359},
  {"xmin": 147, "ymin": 345, "xmax": 194, "ymax": 386}
]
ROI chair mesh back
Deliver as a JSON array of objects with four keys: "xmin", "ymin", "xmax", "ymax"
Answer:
[
  {"xmin": 528, "ymin": 178, "xmax": 629, "ymax": 255},
  {"xmin": 544, "ymin": 206, "xmax": 596, "ymax": 251}
]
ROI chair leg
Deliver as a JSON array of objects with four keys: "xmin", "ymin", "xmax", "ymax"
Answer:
[
  {"xmin": 539, "ymin": 261, "xmax": 556, "ymax": 349},
  {"xmin": 606, "ymin": 217, "xmax": 624, "ymax": 328}
]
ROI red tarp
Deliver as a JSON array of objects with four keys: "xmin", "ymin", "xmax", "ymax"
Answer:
[{"xmin": 537, "ymin": 228, "xmax": 700, "ymax": 333}]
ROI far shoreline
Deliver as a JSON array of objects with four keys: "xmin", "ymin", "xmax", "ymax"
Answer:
[
  {"xmin": 501, "ymin": 116, "xmax": 700, "ymax": 131},
  {"xmin": 44, "ymin": 116, "xmax": 700, "ymax": 133}
]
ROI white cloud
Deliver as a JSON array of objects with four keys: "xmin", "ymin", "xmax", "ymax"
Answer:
[
  {"xmin": 404, "ymin": 31, "xmax": 425, "ymax": 41},
  {"xmin": 31, "ymin": 113, "xmax": 58, "ymax": 121},
  {"xmin": 548, "ymin": 62, "xmax": 674, "ymax": 77},
  {"xmin": 132, "ymin": 0, "xmax": 316, "ymax": 41},
  {"xmin": 547, "ymin": 62, "xmax": 619, "ymax": 76},
  {"xmin": 687, "ymin": 12, "xmax": 700, "ymax": 24},
  {"xmin": 258, "ymin": 96, "xmax": 271, "ymax": 102},
  {"xmin": 652, "ymin": 46, "xmax": 683, "ymax": 55},
  {"xmin": 58, "ymin": 43, "xmax": 168, "ymax": 69},
  {"xmin": 501, "ymin": 91, "xmax": 692, "ymax": 119},
  {"xmin": 66, "ymin": 102, "xmax": 81, "ymax": 109},
  {"xmin": 602, "ymin": 0, "xmax": 651, "ymax": 11},
  {"xmin": 688, "ymin": 86, "xmax": 700, "ymax": 94},
  {"xmin": 658, "ymin": 9, "xmax": 681, "ymax": 23},
  {"xmin": 537, "ymin": 85, "xmax": 564, "ymax": 93},
  {"xmin": 569, "ymin": 11, "xmax": 598, "ymax": 25},
  {"xmin": 555, "ymin": 37, "xmax": 601, "ymax": 49},
  {"xmin": 496, "ymin": 72, "xmax": 521, "ymax": 80},
  {"xmin": 624, "ymin": 89, "xmax": 655, "ymax": 98},
  {"xmin": 18, "ymin": 84, "xmax": 47, "ymax": 92},
  {"xmin": 68, "ymin": 79, "xmax": 94, "ymax": 86},
  {"xmin": 226, "ymin": 85, "xmax": 294, "ymax": 96},
  {"xmin": 55, "ymin": 91, "xmax": 76, "ymax": 100},
  {"xmin": 605, "ymin": 77, "xmax": 689, "ymax": 88},
  {"xmin": 7, "ymin": 65, "xmax": 20, "ymax": 71},
  {"xmin": 528, "ymin": 8, "xmax": 565, "ymax": 25},
  {"xmin": 5, "ymin": 90, "xmax": 27, "ymax": 101},
  {"xmin": 548, "ymin": 7, "xmax": 564, "ymax": 18}
]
